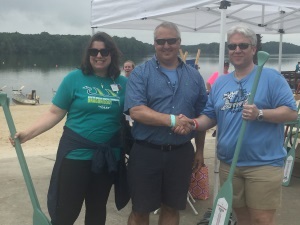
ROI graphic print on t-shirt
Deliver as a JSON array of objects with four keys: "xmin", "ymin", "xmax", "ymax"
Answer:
[
  {"xmin": 83, "ymin": 85, "xmax": 120, "ymax": 110},
  {"xmin": 221, "ymin": 85, "xmax": 250, "ymax": 113}
]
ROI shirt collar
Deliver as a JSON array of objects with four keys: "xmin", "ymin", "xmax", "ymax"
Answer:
[{"xmin": 152, "ymin": 54, "xmax": 184, "ymax": 69}]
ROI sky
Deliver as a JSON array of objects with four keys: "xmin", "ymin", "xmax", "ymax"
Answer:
[{"xmin": 1, "ymin": 0, "xmax": 300, "ymax": 46}]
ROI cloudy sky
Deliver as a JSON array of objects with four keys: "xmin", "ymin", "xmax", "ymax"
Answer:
[{"xmin": 1, "ymin": 0, "xmax": 299, "ymax": 46}]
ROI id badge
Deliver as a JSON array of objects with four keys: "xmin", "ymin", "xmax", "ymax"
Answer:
[{"xmin": 110, "ymin": 84, "xmax": 119, "ymax": 92}]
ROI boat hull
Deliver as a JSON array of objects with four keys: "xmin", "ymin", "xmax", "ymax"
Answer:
[
  {"xmin": 12, "ymin": 98, "xmax": 37, "ymax": 105},
  {"xmin": 12, "ymin": 90, "xmax": 38, "ymax": 105}
]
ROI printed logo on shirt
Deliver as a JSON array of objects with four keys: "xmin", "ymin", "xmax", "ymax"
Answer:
[
  {"xmin": 221, "ymin": 88, "xmax": 250, "ymax": 113},
  {"xmin": 83, "ymin": 86, "xmax": 120, "ymax": 109}
]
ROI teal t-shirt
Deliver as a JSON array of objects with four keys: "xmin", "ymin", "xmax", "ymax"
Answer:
[{"xmin": 52, "ymin": 69, "xmax": 127, "ymax": 160}]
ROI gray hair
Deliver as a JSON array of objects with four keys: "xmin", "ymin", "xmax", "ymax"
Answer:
[
  {"xmin": 227, "ymin": 24, "xmax": 257, "ymax": 46},
  {"xmin": 154, "ymin": 22, "xmax": 181, "ymax": 40}
]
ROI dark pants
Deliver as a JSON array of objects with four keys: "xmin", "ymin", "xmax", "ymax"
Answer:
[
  {"xmin": 128, "ymin": 141, "xmax": 194, "ymax": 212},
  {"xmin": 52, "ymin": 159, "xmax": 114, "ymax": 225}
]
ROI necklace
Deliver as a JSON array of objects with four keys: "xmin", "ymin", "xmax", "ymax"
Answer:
[{"xmin": 95, "ymin": 75, "xmax": 118, "ymax": 93}]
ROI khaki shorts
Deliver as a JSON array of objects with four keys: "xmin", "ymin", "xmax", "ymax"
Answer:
[{"xmin": 219, "ymin": 161, "xmax": 283, "ymax": 210}]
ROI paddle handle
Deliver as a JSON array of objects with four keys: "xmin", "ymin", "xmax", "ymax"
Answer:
[
  {"xmin": 0, "ymin": 93, "xmax": 42, "ymax": 211},
  {"xmin": 195, "ymin": 49, "xmax": 201, "ymax": 66}
]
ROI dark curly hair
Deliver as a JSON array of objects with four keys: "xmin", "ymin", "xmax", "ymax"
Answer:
[{"xmin": 80, "ymin": 32, "xmax": 121, "ymax": 79}]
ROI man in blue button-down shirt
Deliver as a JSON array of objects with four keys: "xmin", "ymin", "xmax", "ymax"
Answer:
[{"xmin": 124, "ymin": 22, "xmax": 207, "ymax": 225}]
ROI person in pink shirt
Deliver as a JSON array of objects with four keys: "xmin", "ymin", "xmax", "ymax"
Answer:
[{"xmin": 206, "ymin": 61, "xmax": 230, "ymax": 93}]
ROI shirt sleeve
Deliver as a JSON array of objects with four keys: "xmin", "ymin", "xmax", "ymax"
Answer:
[
  {"xmin": 124, "ymin": 67, "xmax": 147, "ymax": 114},
  {"xmin": 52, "ymin": 71, "xmax": 75, "ymax": 110}
]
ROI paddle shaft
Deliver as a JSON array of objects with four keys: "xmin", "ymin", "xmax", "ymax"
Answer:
[
  {"xmin": 0, "ymin": 94, "xmax": 41, "ymax": 210},
  {"xmin": 227, "ymin": 58, "xmax": 266, "ymax": 181}
]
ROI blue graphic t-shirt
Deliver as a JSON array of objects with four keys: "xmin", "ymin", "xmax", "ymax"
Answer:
[
  {"xmin": 53, "ymin": 69, "xmax": 127, "ymax": 159},
  {"xmin": 202, "ymin": 66, "xmax": 297, "ymax": 167}
]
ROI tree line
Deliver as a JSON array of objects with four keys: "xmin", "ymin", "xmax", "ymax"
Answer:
[
  {"xmin": 0, "ymin": 32, "xmax": 299, "ymax": 58},
  {"xmin": 0, "ymin": 32, "xmax": 154, "ymax": 57}
]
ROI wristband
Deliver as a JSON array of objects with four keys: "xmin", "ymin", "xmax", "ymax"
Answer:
[
  {"xmin": 170, "ymin": 114, "xmax": 176, "ymax": 127},
  {"xmin": 192, "ymin": 119, "xmax": 199, "ymax": 130}
]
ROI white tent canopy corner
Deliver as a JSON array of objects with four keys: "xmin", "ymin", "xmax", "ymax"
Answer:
[{"xmin": 91, "ymin": 0, "xmax": 300, "ymax": 72}]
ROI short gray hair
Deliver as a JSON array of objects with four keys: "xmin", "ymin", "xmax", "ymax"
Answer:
[
  {"xmin": 227, "ymin": 24, "xmax": 257, "ymax": 46},
  {"xmin": 154, "ymin": 22, "xmax": 181, "ymax": 40}
]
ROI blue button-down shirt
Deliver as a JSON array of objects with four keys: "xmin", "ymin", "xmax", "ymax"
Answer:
[{"xmin": 124, "ymin": 55, "xmax": 207, "ymax": 145}]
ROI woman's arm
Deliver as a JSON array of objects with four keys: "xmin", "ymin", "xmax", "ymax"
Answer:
[{"xmin": 12, "ymin": 104, "xmax": 67, "ymax": 144}]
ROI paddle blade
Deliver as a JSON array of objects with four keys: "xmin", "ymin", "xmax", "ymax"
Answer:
[
  {"xmin": 209, "ymin": 180, "xmax": 233, "ymax": 225},
  {"xmin": 257, "ymin": 51, "xmax": 270, "ymax": 67},
  {"xmin": 33, "ymin": 209, "xmax": 52, "ymax": 225},
  {"xmin": 283, "ymin": 117, "xmax": 300, "ymax": 186},
  {"xmin": 282, "ymin": 149, "xmax": 295, "ymax": 186}
]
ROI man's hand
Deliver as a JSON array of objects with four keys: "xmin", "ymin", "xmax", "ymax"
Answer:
[
  {"xmin": 242, "ymin": 103, "xmax": 259, "ymax": 121},
  {"xmin": 172, "ymin": 114, "xmax": 194, "ymax": 135},
  {"xmin": 192, "ymin": 150, "xmax": 205, "ymax": 172}
]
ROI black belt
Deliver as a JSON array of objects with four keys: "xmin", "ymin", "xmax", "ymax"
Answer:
[{"xmin": 135, "ymin": 140, "xmax": 190, "ymax": 152}]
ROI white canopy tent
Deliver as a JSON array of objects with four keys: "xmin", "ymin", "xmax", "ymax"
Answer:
[
  {"xmin": 91, "ymin": 0, "xmax": 300, "ymax": 72},
  {"xmin": 91, "ymin": 0, "xmax": 300, "ymax": 200}
]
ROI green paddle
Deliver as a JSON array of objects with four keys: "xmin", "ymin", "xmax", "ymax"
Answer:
[
  {"xmin": 0, "ymin": 93, "xmax": 52, "ymax": 225},
  {"xmin": 209, "ymin": 51, "xmax": 270, "ymax": 225}
]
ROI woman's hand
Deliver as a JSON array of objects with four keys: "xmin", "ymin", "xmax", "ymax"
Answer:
[{"xmin": 9, "ymin": 131, "xmax": 27, "ymax": 146}]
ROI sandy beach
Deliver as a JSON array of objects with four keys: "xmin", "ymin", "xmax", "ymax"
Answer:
[
  {"xmin": 0, "ymin": 104, "xmax": 215, "ymax": 159},
  {"xmin": 0, "ymin": 104, "xmax": 65, "ymax": 159}
]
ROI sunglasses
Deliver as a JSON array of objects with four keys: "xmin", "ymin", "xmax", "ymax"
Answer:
[
  {"xmin": 155, "ymin": 38, "xmax": 179, "ymax": 45},
  {"xmin": 88, "ymin": 48, "xmax": 110, "ymax": 57},
  {"xmin": 227, "ymin": 43, "xmax": 253, "ymax": 50}
]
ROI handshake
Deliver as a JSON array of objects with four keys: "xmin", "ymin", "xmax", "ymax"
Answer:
[{"xmin": 171, "ymin": 114, "xmax": 199, "ymax": 135}]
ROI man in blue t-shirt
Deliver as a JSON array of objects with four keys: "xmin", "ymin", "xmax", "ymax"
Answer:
[{"xmin": 176, "ymin": 24, "xmax": 297, "ymax": 225}]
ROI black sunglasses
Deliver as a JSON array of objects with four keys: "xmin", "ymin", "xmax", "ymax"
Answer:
[
  {"xmin": 88, "ymin": 48, "xmax": 110, "ymax": 57},
  {"xmin": 155, "ymin": 38, "xmax": 179, "ymax": 45},
  {"xmin": 227, "ymin": 43, "xmax": 253, "ymax": 50}
]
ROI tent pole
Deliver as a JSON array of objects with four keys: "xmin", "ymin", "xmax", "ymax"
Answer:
[
  {"xmin": 214, "ymin": 0, "xmax": 229, "ymax": 201},
  {"xmin": 218, "ymin": 11, "xmax": 226, "ymax": 75},
  {"xmin": 279, "ymin": 33, "xmax": 283, "ymax": 72},
  {"xmin": 278, "ymin": 10, "xmax": 285, "ymax": 72}
]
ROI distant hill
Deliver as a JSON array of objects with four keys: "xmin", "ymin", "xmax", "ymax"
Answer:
[
  {"xmin": 261, "ymin": 41, "xmax": 300, "ymax": 54},
  {"xmin": 0, "ymin": 32, "xmax": 299, "ymax": 57},
  {"xmin": 0, "ymin": 32, "xmax": 154, "ymax": 57}
]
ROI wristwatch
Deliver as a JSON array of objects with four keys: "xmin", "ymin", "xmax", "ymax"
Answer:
[{"xmin": 257, "ymin": 109, "xmax": 264, "ymax": 121}]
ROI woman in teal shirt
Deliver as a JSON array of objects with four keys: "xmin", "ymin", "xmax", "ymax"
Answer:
[{"xmin": 11, "ymin": 32, "xmax": 127, "ymax": 225}]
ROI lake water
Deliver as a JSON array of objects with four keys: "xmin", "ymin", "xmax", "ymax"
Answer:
[{"xmin": 1, "ymin": 54, "xmax": 299, "ymax": 104}]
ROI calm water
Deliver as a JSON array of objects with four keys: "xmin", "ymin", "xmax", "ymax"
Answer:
[{"xmin": 1, "ymin": 54, "xmax": 299, "ymax": 104}]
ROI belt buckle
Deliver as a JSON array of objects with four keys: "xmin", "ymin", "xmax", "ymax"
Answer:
[{"xmin": 161, "ymin": 144, "xmax": 172, "ymax": 151}]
